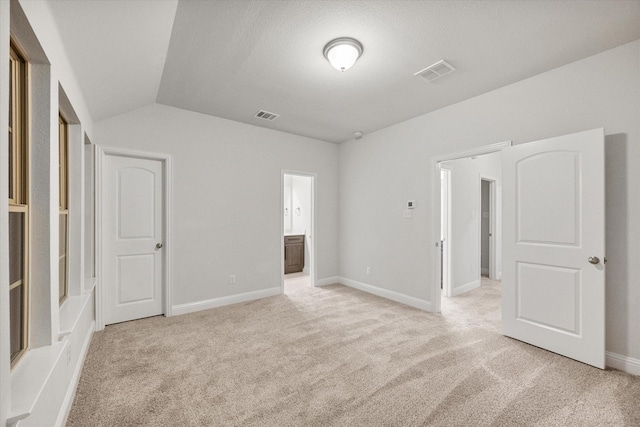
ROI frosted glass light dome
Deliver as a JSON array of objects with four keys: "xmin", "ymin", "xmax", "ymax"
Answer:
[{"xmin": 323, "ymin": 38, "xmax": 363, "ymax": 72}]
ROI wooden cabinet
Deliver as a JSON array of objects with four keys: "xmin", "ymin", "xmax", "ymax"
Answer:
[{"xmin": 284, "ymin": 235, "xmax": 305, "ymax": 274}]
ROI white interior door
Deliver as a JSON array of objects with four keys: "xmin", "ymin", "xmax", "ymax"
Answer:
[
  {"xmin": 104, "ymin": 153, "xmax": 164, "ymax": 325},
  {"xmin": 502, "ymin": 128, "xmax": 605, "ymax": 369}
]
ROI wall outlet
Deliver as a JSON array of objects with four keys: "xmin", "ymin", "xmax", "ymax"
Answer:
[
  {"xmin": 229, "ymin": 274, "xmax": 236, "ymax": 284},
  {"xmin": 366, "ymin": 266, "xmax": 371, "ymax": 275}
]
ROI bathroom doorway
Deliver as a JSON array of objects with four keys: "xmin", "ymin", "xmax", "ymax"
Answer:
[{"xmin": 281, "ymin": 171, "xmax": 316, "ymax": 294}]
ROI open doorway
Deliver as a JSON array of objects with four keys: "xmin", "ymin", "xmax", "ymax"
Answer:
[
  {"xmin": 282, "ymin": 171, "xmax": 315, "ymax": 294},
  {"xmin": 480, "ymin": 175, "xmax": 499, "ymax": 280},
  {"xmin": 434, "ymin": 147, "xmax": 505, "ymax": 317},
  {"xmin": 481, "ymin": 179, "xmax": 491, "ymax": 278}
]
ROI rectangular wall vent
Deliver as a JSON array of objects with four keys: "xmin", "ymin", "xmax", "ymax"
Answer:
[
  {"xmin": 254, "ymin": 110, "xmax": 280, "ymax": 121},
  {"xmin": 414, "ymin": 60, "xmax": 456, "ymax": 82}
]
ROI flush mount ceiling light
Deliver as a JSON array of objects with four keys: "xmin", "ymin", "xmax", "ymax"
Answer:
[{"xmin": 323, "ymin": 37, "xmax": 363, "ymax": 72}]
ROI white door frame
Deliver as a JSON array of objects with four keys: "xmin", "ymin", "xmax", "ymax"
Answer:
[
  {"xmin": 440, "ymin": 167, "xmax": 452, "ymax": 297},
  {"xmin": 430, "ymin": 141, "xmax": 511, "ymax": 313},
  {"xmin": 96, "ymin": 146, "xmax": 173, "ymax": 330},
  {"xmin": 479, "ymin": 175, "xmax": 499, "ymax": 280},
  {"xmin": 281, "ymin": 170, "xmax": 317, "ymax": 292}
]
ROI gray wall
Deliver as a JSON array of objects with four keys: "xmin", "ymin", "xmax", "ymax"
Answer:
[
  {"xmin": 95, "ymin": 104, "xmax": 339, "ymax": 306},
  {"xmin": 339, "ymin": 39, "xmax": 640, "ymax": 360}
]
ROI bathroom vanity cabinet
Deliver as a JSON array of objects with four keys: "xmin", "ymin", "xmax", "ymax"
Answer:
[{"xmin": 284, "ymin": 235, "xmax": 305, "ymax": 274}]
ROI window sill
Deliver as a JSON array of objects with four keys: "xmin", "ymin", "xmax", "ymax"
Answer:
[
  {"xmin": 59, "ymin": 292, "xmax": 93, "ymax": 339},
  {"xmin": 84, "ymin": 276, "xmax": 97, "ymax": 293},
  {"xmin": 8, "ymin": 341, "xmax": 66, "ymax": 425}
]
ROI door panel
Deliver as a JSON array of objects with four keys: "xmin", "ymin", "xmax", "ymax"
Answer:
[
  {"xmin": 516, "ymin": 262, "xmax": 580, "ymax": 334},
  {"xmin": 117, "ymin": 168, "xmax": 156, "ymax": 239},
  {"xmin": 517, "ymin": 152, "xmax": 579, "ymax": 245},
  {"xmin": 105, "ymin": 154, "xmax": 164, "ymax": 325},
  {"xmin": 502, "ymin": 128, "xmax": 605, "ymax": 369},
  {"xmin": 117, "ymin": 254, "xmax": 156, "ymax": 304}
]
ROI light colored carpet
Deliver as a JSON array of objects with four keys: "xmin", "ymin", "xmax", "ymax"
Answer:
[{"xmin": 67, "ymin": 279, "xmax": 640, "ymax": 426}]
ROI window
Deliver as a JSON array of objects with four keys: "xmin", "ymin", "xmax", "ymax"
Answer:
[
  {"xmin": 9, "ymin": 41, "xmax": 29, "ymax": 367},
  {"xmin": 59, "ymin": 115, "xmax": 69, "ymax": 303}
]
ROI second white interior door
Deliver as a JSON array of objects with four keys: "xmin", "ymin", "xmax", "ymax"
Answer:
[{"xmin": 103, "ymin": 152, "xmax": 165, "ymax": 325}]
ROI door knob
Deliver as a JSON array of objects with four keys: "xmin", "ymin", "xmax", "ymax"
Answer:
[
  {"xmin": 156, "ymin": 243, "xmax": 163, "ymax": 249},
  {"xmin": 588, "ymin": 256, "xmax": 600, "ymax": 265}
]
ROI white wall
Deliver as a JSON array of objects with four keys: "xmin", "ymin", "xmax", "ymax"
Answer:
[
  {"xmin": 290, "ymin": 175, "xmax": 311, "ymax": 237},
  {"xmin": 339, "ymin": 39, "xmax": 640, "ymax": 362},
  {"xmin": 1, "ymin": 1, "xmax": 98, "ymax": 426},
  {"xmin": 283, "ymin": 174, "xmax": 311, "ymax": 239},
  {"xmin": 17, "ymin": 0, "xmax": 94, "ymax": 137},
  {"xmin": 95, "ymin": 103, "xmax": 339, "ymax": 306},
  {"xmin": 283, "ymin": 175, "xmax": 292, "ymax": 233},
  {"xmin": 0, "ymin": 1, "xmax": 11, "ymax": 424},
  {"xmin": 443, "ymin": 151, "xmax": 501, "ymax": 296}
]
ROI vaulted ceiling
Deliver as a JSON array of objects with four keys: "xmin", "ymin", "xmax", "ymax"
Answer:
[{"xmin": 47, "ymin": 0, "xmax": 640, "ymax": 143}]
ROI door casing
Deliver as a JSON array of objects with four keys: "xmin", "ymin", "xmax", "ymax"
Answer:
[{"xmin": 96, "ymin": 146, "xmax": 172, "ymax": 330}]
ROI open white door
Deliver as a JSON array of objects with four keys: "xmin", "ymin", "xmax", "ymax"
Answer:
[{"xmin": 502, "ymin": 128, "xmax": 605, "ymax": 369}]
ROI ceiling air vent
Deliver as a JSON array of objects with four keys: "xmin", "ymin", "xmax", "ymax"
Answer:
[
  {"xmin": 414, "ymin": 60, "xmax": 456, "ymax": 82},
  {"xmin": 254, "ymin": 110, "xmax": 280, "ymax": 121}
]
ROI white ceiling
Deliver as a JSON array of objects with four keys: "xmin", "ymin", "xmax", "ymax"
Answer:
[
  {"xmin": 47, "ymin": 0, "xmax": 640, "ymax": 143},
  {"xmin": 47, "ymin": 0, "xmax": 178, "ymax": 121}
]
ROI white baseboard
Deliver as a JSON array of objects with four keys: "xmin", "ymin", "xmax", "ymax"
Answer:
[
  {"xmin": 338, "ymin": 277, "xmax": 432, "ymax": 311},
  {"xmin": 606, "ymin": 351, "xmax": 640, "ymax": 376},
  {"xmin": 451, "ymin": 279, "xmax": 480, "ymax": 297},
  {"xmin": 316, "ymin": 276, "xmax": 340, "ymax": 287},
  {"xmin": 172, "ymin": 287, "xmax": 281, "ymax": 316},
  {"xmin": 56, "ymin": 320, "xmax": 95, "ymax": 427}
]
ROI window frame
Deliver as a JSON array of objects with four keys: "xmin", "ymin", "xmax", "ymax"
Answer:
[
  {"xmin": 9, "ymin": 39, "xmax": 30, "ymax": 368},
  {"xmin": 58, "ymin": 114, "xmax": 69, "ymax": 304}
]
